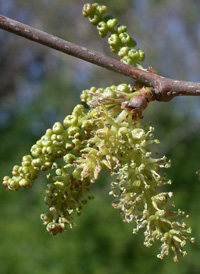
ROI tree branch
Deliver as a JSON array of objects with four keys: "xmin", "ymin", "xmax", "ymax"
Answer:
[{"xmin": 0, "ymin": 14, "xmax": 200, "ymax": 102}]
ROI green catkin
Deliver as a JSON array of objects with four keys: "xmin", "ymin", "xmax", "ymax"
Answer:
[
  {"xmin": 1, "ymin": 3, "xmax": 195, "ymax": 262},
  {"xmin": 3, "ymin": 84, "xmax": 194, "ymax": 261},
  {"xmin": 82, "ymin": 3, "xmax": 145, "ymax": 67}
]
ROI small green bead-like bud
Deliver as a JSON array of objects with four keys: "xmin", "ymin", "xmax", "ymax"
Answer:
[
  {"xmin": 138, "ymin": 49, "xmax": 145, "ymax": 61},
  {"xmin": 118, "ymin": 47, "xmax": 129, "ymax": 58},
  {"xmin": 67, "ymin": 126, "xmax": 80, "ymax": 139},
  {"xmin": 2, "ymin": 176, "xmax": 9, "ymax": 188},
  {"xmin": 128, "ymin": 49, "xmax": 139, "ymax": 60},
  {"xmin": 12, "ymin": 165, "xmax": 20, "ymax": 174},
  {"xmin": 82, "ymin": 3, "xmax": 95, "ymax": 17},
  {"xmin": 89, "ymin": 14, "xmax": 101, "ymax": 25},
  {"xmin": 46, "ymin": 146, "xmax": 55, "ymax": 155},
  {"xmin": 117, "ymin": 24, "xmax": 127, "ymax": 33},
  {"xmin": 31, "ymin": 145, "xmax": 42, "ymax": 157},
  {"xmin": 19, "ymin": 178, "xmax": 32, "ymax": 188},
  {"xmin": 45, "ymin": 129, "xmax": 53, "ymax": 136},
  {"xmin": 107, "ymin": 18, "xmax": 118, "ymax": 29},
  {"xmin": 103, "ymin": 89, "xmax": 116, "ymax": 98},
  {"xmin": 82, "ymin": 120, "xmax": 94, "ymax": 131},
  {"xmin": 65, "ymin": 143, "xmax": 74, "ymax": 152},
  {"xmin": 72, "ymin": 104, "xmax": 84, "ymax": 116},
  {"xmin": 97, "ymin": 21, "xmax": 107, "ymax": 32},
  {"xmin": 117, "ymin": 84, "xmax": 130, "ymax": 93},
  {"xmin": 121, "ymin": 55, "xmax": 132, "ymax": 65},
  {"xmin": 96, "ymin": 5, "xmax": 107, "ymax": 14},
  {"xmin": 9, "ymin": 178, "xmax": 20, "ymax": 191},
  {"xmin": 63, "ymin": 115, "xmax": 78, "ymax": 127},
  {"xmin": 32, "ymin": 158, "xmax": 43, "ymax": 168},
  {"xmin": 92, "ymin": 3, "xmax": 98, "ymax": 9},
  {"xmin": 108, "ymin": 34, "xmax": 120, "ymax": 46},
  {"xmin": 119, "ymin": 32, "xmax": 131, "ymax": 44},
  {"xmin": 22, "ymin": 155, "xmax": 32, "ymax": 166},
  {"xmin": 52, "ymin": 122, "xmax": 64, "ymax": 134}
]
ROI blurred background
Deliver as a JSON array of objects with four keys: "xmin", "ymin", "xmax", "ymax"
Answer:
[{"xmin": 0, "ymin": 0, "xmax": 200, "ymax": 273}]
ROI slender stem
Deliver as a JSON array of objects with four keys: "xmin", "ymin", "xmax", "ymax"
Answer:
[{"xmin": 0, "ymin": 15, "xmax": 200, "ymax": 102}]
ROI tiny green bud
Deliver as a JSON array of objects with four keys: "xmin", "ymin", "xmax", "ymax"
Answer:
[
  {"xmin": 117, "ymin": 84, "xmax": 130, "ymax": 93},
  {"xmin": 108, "ymin": 34, "xmax": 120, "ymax": 46},
  {"xmin": 31, "ymin": 145, "xmax": 42, "ymax": 157},
  {"xmin": 121, "ymin": 55, "xmax": 132, "ymax": 65},
  {"xmin": 65, "ymin": 143, "xmax": 74, "ymax": 151},
  {"xmin": 22, "ymin": 155, "xmax": 32, "ymax": 166},
  {"xmin": 96, "ymin": 5, "xmax": 107, "ymax": 14},
  {"xmin": 72, "ymin": 104, "xmax": 84, "ymax": 116},
  {"xmin": 97, "ymin": 21, "xmax": 107, "ymax": 32},
  {"xmin": 67, "ymin": 126, "xmax": 80, "ymax": 139},
  {"xmin": 52, "ymin": 122, "xmax": 64, "ymax": 134},
  {"xmin": 138, "ymin": 49, "xmax": 145, "ymax": 61},
  {"xmin": 45, "ymin": 129, "xmax": 53, "ymax": 136},
  {"xmin": 19, "ymin": 178, "xmax": 32, "ymax": 188},
  {"xmin": 32, "ymin": 158, "xmax": 43, "ymax": 168},
  {"xmin": 117, "ymin": 24, "xmax": 127, "ymax": 33},
  {"xmin": 118, "ymin": 47, "xmax": 129, "ymax": 58},
  {"xmin": 89, "ymin": 14, "xmax": 101, "ymax": 25},
  {"xmin": 82, "ymin": 3, "xmax": 95, "ymax": 17},
  {"xmin": 128, "ymin": 49, "xmax": 139, "ymax": 60},
  {"xmin": 107, "ymin": 18, "xmax": 118, "ymax": 29},
  {"xmin": 119, "ymin": 32, "xmax": 131, "ymax": 44},
  {"xmin": 63, "ymin": 115, "xmax": 78, "ymax": 127}
]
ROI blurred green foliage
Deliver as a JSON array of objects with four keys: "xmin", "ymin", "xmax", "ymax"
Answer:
[{"xmin": 0, "ymin": 0, "xmax": 200, "ymax": 273}]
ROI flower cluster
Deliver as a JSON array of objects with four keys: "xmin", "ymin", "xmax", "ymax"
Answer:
[
  {"xmin": 2, "ymin": 3, "xmax": 195, "ymax": 261},
  {"xmin": 3, "ymin": 83, "xmax": 194, "ymax": 261},
  {"xmin": 109, "ymin": 125, "xmax": 194, "ymax": 262},
  {"xmin": 82, "ymin": 3, "xmax": 145, "ymax": 67}
]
